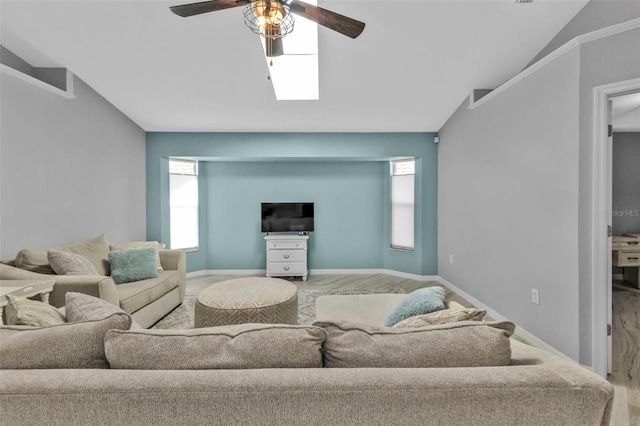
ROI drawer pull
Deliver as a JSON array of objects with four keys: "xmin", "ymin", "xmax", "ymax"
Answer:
[
  {"xmin": 284, "ymin": 254, "xmax": 290, "ymax": 259},
  {"xmin": 284, "ymin": 266, "xmax": 290, "ymax": 271},
  {"xmin": 629, "ymin": 257, "xmax": 639, "ymax": 261}
]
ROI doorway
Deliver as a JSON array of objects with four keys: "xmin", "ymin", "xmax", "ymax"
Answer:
[
  {"xmin": 609, "ymin": 90, "xmax": 640, "ymax": 426},
  {"xmin": 591, "ymin": 78, "xmax": 640, "ymax": 379}
]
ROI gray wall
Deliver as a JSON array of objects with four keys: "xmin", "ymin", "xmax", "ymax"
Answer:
[
  {"xmin": 526, "ymin": 0, "xmax": 640, "ymax": 68},
  {"xmin": 0, "ymin": 73, "xmax": 146, "ymax": 257},
  {"xmin": 438, "ymin": 49, "xmax": 582, "ymax": 360},
  {"xmin": 612, "ymin": 132, "xmax": 640, "ymax": 235},
  {"xmin": 439, "ymin": 16, "xmax": 639, "ymax": 364},
  {"xmin": 203, "ymin": 161, "xmax": 385, "ymax": 271}
]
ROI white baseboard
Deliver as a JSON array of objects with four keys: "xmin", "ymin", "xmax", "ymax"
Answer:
[
  {"xmin": 310, "ymin": 269, "xmax": 384, "ymax": 275},
  {"xmin": 186, "ymin": 269, "xmax": 265, "ymax": 278},
  {"xmin": 189, "ymin": 268, "xmax": 440, "ymax": 282},
  {"xmin": 309, "ymin": 269, "xmax": 438, "ymax": 282},
  {"xmin": 185, "ymin": 270, "xmax": 209, "ymax": 278},
  {"xmin": 436, "ymin": 277, "xmax": 575, "ymax": 363},
  {"xmin": 382, "ymin": 269, "xmax": 440, "ymax": 282}
]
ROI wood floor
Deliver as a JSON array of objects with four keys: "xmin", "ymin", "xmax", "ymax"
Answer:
[
  {"xmin": 186, "ymin": 273, "xmax": 639, "ymax": 426},
  {"xmin": 611, "ymin": 287, "xmax": 640, "ymax": 426}
]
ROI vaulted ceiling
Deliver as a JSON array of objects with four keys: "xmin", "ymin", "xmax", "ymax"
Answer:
[{"xmin": 1, "ymin": 0, "xmax": 588, "ymax": 132}]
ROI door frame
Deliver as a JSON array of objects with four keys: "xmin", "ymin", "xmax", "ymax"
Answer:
[{"xmin": 591, "ymin": 77, "xmax": 640, "ymax": 378}]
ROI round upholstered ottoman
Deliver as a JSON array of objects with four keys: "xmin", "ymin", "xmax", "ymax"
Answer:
[{"xmin": 194, "ymin": 277, "xmax": 298, "ymax": 328}]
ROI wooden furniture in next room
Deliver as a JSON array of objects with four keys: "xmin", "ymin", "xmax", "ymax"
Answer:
[{"xmin": 612, "ymin": 234, "xmax": 640, "ymax": 288}]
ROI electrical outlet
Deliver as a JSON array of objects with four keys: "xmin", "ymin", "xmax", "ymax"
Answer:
[
  {"xmin": 531, "ymin": 288, "xmax": 540, "ymax": 305},
  {"xmin": 449, "ymin": 254, "xmax": 454, "ymax": 264}
]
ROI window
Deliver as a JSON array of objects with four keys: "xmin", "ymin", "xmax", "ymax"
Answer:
[
  {"xmin": 169, "ymin": 159, "xmax": 199, "ymax": 251},
  {"xmin": 391, "ymin": 159, "xmax": 415, "ymax": 250}
]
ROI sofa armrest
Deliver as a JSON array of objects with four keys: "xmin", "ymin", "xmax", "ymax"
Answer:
[
  {"xmin": 48, "ymin": 276, "xmax": 119, "ymax": 308},
  {"xmin": 159, "ymin": 250, "xmax": 186, "ymax": 303},
  {"xmin": 509, "ymin": 340, "xmax": 614, "ymax": 426},
  {"xmin": 1, "ymin": 262, "xmax": 119, "ymax": 308}
]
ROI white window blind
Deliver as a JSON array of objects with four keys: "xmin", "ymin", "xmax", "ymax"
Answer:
[
  {"xmin": 169, "ymin": 160, "xmax": 199, "ymax": 251},
  {"xmin": 391, "ymin": 159, "xmax": 415, "ymax": 250}
]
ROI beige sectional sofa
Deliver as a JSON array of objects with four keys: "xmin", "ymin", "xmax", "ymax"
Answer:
[
  {"xmin": 0, "ymin": 291, "xmax": 613, "ymax": 425},
  {"xmin": 0, "ymin": 234, "xmax": 186, "ymax": 328}
]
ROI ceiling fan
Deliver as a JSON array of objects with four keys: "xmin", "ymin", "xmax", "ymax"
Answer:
[{"xmin": 170, "ymin": 0, "xmax": 365, "ymax": 57}]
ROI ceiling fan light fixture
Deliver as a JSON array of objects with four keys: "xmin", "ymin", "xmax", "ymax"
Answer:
[{"xmin": 243, "ymin": 0, "xmax": 294, "ymax": 39}]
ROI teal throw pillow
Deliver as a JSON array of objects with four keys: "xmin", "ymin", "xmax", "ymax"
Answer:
[
  {"xmin": 384, "ymin": 286, "xmax": 446, "ymax": 327},
  {"xmin": 109, "ymin": 247, "xmax": 158, "ymax": 284}
]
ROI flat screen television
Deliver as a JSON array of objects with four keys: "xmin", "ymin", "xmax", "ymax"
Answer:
[{"xmin": 261, "ymin": 202, "xmax": 314, "ymax": 233}]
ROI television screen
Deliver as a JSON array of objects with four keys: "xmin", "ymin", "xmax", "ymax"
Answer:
[{"xmin": 261, "ymin": 203, "xmax": 314, "ymax": 233}]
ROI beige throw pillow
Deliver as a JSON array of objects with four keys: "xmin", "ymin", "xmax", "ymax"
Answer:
[
  {"xmin": 58, "ymin": 234, "xmax": 111, "ymax": 276},
  {"xmin": 110, "ymin": 241, "xmax": 164, "ymax": 272},
  {"xmin": 4, "ymin": 294, "xmax": 66, "ymax": 327},
  {"xmin": 65, "ymin": 292, "xmax": 141, "ymax": 329},
  {"xmin": 393, "ymin": 307, "xmax": 487, "ymax": 328},
  {"xmin": 47, "ymin": 250, "xmax": 99, "ymax": 276},
  {"xmin": 105, "ymin": 323, "xmax": 327, "ymax": 369},
  {"xmin": 314, "ymin": 320, "xmax": 515, "ymax": 368},
  {"xmin": 15, "ymin": 234, "xmax": 111, "ymax": 276}
]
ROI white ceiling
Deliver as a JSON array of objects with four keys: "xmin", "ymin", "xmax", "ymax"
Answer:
[{"xmin": 0, "ymin": 0, "xmax": 588, "ymax": 132}]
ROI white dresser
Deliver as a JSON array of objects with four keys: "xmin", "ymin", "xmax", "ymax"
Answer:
[{"xmin": 265, "ymin": 234, "xmax": 309, "ymax": 282}]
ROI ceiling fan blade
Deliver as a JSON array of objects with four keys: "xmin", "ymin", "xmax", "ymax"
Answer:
[
  {"xmin": 170, "ymin": 0, "xmax": 250, "ymax": 17},
  {"xmin": 288, "ymin": 0, "xmax": 365, "ymax": 39}
]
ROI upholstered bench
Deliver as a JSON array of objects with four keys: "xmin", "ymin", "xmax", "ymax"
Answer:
[
  {"xmin": 315, "ymin": 293, "xmax": 465, "ymax": 326},
  {"xmin": 194, "ymin": 277, "xmax": 298, "ymax": 327}
]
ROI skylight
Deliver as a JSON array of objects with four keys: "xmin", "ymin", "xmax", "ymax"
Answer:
[{"xmin": 259, "ymin": 0, "xmax": 319, "ymax": 100}]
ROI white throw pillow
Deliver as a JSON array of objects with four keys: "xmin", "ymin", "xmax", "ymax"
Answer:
[{"xmin": 392, "ymin": 307, "xmax": 486, "ymax": 328}]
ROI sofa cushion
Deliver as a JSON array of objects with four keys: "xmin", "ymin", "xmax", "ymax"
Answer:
[
  {"xmin": 110, "ymin": 242, "xmax": 164, "ymax": 273},
  {"xmin": 4, "ymin": 294, "xmax": 66, "ymax": 327},
  {"xmin": 314, "ymin": 320, "xmax": 515, "ymax": 368},
  {"xmin": 47, "ymin": 250, "xmax": 99, "ymax": 276},
  {"xmin": 385, "ymin": 286, "xmax": 446, "ymax": 327},
  {"xmin": 393, "ymin": 307, "xmax": 487, "ymax": 328},
  {"xmin": 14, "ymin": 234, "xmax": 111, "ymax": 276},
  {"xmin": 57, "ymin": 234, "xmax": 111, "ymax": 276},
  {"xmin": 116, "ymin": 271, "xmax": 179, "ymax": 314},
  {"xmin": 0, "ymin": 313, "xmax": 131, "ymax": 369},
  {"xmin": 105, "ymin": 323, "xmax": 327, "ymax": 369},
  {"xmin": 109, "ymin": 247, "xmax": 158, "ymax": 284},
  {"xmin": 65, "ymin": 292, "xmax": 141, "ymax": 329}
]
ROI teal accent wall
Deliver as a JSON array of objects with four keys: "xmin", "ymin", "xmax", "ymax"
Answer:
[
  {"xmin": 205, "ymin": 161, "xmax": 384, "ymax": 270},
  {"xmin": 146, "ymin": 133, "xmax": 437, "ymax": 275}
]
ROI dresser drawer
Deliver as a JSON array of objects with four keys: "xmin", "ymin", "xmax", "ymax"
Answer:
[
  {"xmin": 264, "ymin": 235, "xmax": 309, "ymax": 280},
  {"xmin": 268, "ymin": 250, "xmax": 306, "ymax": 262},
  {"xmin": 268, "ymin": 262, "xmax": 306, "ymax": 275},
  {"xmin": 613, "ymin": 251, "xmax": 640, "ymax": 267},
  {"xmin": 268, "ymin": 241, "xmax": 307, "ymax": 250}
]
